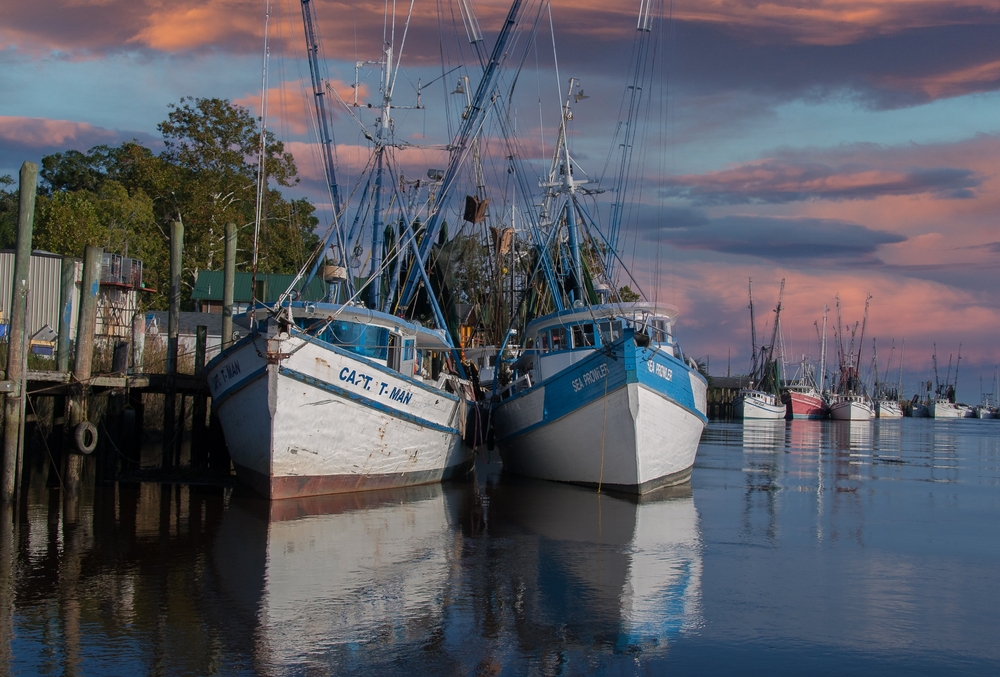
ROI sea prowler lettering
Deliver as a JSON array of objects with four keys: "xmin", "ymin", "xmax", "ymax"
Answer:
[
  {"xmin": 339, "ymin": 367, "xmax": 414, "ymax": 406},
  {"xmin": 211, "ymin": 360, "xmax": 243, "ymax": 392},
  {"xmin": 647, "ymin": 359, "xmax": 673, "ymax": 381},
  {"xmin": 571, "ymin": 362, "xmax": 609, "ymax": 393}
]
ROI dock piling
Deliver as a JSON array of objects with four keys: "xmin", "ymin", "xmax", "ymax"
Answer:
[
  {"xmin": 1, "ymin": 161, "xmax": 37, "ymax": 503},
  {"xmin": 222, "ymin": 222, "xmax": 236, "ymax": 350},
  {"xmin": 65, "ymin": 245, "xmax": 103, "ymax": 495},
  {"xmin": 163, "ymin": 220, "xmax": 183, "ymax": 468}
]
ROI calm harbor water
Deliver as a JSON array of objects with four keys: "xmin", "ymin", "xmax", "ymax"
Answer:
[{"xmin": 3, "ymin": 419, "xmax": 1000, "ymax": 675}]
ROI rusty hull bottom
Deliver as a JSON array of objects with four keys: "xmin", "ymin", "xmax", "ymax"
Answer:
[{"xmin": 234, "ymin": 459, "xmax": 475, "ymax": 501}]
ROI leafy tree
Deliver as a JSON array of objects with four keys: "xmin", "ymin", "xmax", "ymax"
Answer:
[
  {"xmin": 35, "ymin": 97, "xmax": 320, "ymax": 309},
  {"xmin": 618, "ymin": 285, "xmax": 641, "ymax": 302},
  {"xmin": 0, "ymin": 175, "xmax": 17, "ymax": 249}
]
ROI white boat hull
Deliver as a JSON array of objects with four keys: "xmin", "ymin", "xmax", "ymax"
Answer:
[
  {"xmin": 496, "ymin": 381, "xmax": 704, "ymax": 491},
  {"xmin": 829, "ymin": 399, "xmax": 875, "ymax": 421},
  {"xmin": 929, "ymin": 400, "xmax": 965, "ymax": 419},
  {"xmin": 733, "ymin": 391, "xmax": 785, "ymax": 420},
  {"xmin": 492, "ymin": 333, "xmax": 707, "ymax": 493},
  {"xmin": 975, "ymin": 406, "xmax": 997, "ymax": 419},
  {"xmin": 207, "ymin": 332, "xmax": 472, "ymax": 499},
  {"xmin": 875, "ymin": 400, "xmax": 903, "ymax": 419}
]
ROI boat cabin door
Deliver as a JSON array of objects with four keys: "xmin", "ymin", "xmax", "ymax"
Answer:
[{"xmin": 387, "ymin": 333, "xmax": 400, "ymax": 371}]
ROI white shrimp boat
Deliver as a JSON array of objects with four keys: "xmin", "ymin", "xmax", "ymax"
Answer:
[
  {"xmin": 492, "ymin": 303, "xmax": 707, "ymax": 493},
  {"xmin": 734, "ymin": 389, "xmax": 786, "ymax": 420},
  {"xmin": 929, "ymin": 398, "xmax": 965, "ymax": 419},
  {"xmin": 875, "ymin": 399, "xmax": 903, "ymax": 419},
  {"xmin": 206, "ymin": 304, "xmax": 474, "ymax": 499},
  {"xmin": 829, "ymin": 394, "xmax": 875, "ymax": 421}
]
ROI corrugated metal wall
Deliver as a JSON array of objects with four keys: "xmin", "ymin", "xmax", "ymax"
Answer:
[{"xmin": 0, "ymin": 251, "xmax": 80, "ymax": 340}]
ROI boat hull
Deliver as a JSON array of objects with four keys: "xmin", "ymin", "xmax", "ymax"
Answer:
[
  {"xmin": 734, "ymin": 391, "xmax": 786, "ymax": 420},
  {"xmin": 829, "ymin": 399, "xmax": 874, "ymax": 421},
  {"xmin": 207, "ymin": 333, "xmax": 472, "ymax": 499},
  {"xmin": 781, "ymin": 390, "xmax": 828, "ymax": 419},
  {"xmin": 975, "ymin": 406, "xmax": 997, "ymax": 419},
  {"xmin": 492, "ymin": 335, "xmax": 707, "ymax": 493},
  {"xmin": 875, "ymin": 400, "xmax": 903, "ymax": 419},
  {"xmin": 929, "ymin": 400, "xmax": 965, "ymax": 419}
]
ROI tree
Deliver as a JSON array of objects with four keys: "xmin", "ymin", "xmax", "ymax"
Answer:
[
  {"xmin": 0, "ymin": 175, "xmax": 16, "ymax": 249},
  {"xmin": 618, "ymin": 285, "xmax": 641, "ymax": 302},
  {"xmin": 34, "ymin": 97, "xmax": 321, "ymax": 309}
]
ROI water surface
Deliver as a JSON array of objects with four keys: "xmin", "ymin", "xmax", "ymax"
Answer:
[{"xmin": 3, "ymin": 419, "xmax": 999, "ymax": 675}]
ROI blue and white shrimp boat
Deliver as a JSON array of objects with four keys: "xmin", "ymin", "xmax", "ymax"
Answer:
[
  {"xmin": 206, "ymin": 303, "xmax": 474, "ymax": 499},
  {"xmin": 491, "ymin": 303, "xmax": 707, "ymax": 492}
]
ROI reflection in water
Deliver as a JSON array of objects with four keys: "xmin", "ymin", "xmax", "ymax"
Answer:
[
  {"xmin": 5, "ymin": 419, "xmax": 998, "ymax": 673},
  {"xmin": 484, "ymin": 477, "xmax": 702, "ymax": 659},
  {"xmin": 212, "ymin": 485, "xmax": 467, "ymax": 674}
]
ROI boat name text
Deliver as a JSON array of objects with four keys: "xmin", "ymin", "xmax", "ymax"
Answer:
[
  {"xmin": 211, "ymin": 360, "xmax": 243, "ymax": 392},
  {"xmin": 647, "ymin": 360, "xmax": 673, "ymax": 381},
  {"xmin": 339, "ymin": 367, "xmax": 413, "ymax": 405},
  {"xmin": 572, "ymin": 363, "xmax": 609, "ymax": 393}
]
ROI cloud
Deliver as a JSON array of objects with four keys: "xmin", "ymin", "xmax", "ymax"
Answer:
[
  {"xmin": 660, "ymin": 160, "xmax": 982, "ymax": 205},
  {"xmin": 649, "ymin": 214, "xmax": 906, "ymax": 261},
  {"xmin": 0, "ymin": 116, "xmax": 120, "ymax": 148}
]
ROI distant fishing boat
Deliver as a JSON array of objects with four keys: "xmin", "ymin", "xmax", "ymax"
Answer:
[
  {"xmin": 782, "ymin": 308, "xmax": 830, "ymax": 419},
  {"xmin": 927, "ymin": 344, "xmax": 966, "ymax": 419},
  {"xmin": 734, "ymin": 279, "xmax": 786, "ymax": 420},
  {"xmin": 872, "ymin": 337, "xmax": 903, "ymax": 419},
  {"xmin": 828, "ymin": 294, "xmax": 874, "ymax": 421}
]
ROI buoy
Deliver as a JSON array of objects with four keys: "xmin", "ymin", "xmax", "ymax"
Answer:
[{"xmin": 74, "ymin": 421, "xmax": 98, "ymax": 454}]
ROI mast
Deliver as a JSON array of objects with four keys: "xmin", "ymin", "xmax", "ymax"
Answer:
[
  {"xmin": 932, "ymin": 344, "xmax": 940, "ymax": 395},
  {"xmin": 897, "ymin": 338, "xmax": 905, "ymax": 396},
  {"xmin": 872, "ymin": 337, "xmax": 879, "ymax": 398},
  {"xmin": 856, "ymin": 293, "xmax": 872, "ymax": 392},
  {"xmin": 955, "ymin": 343, "xmax": 963, "ymax": 395},
  {"xmin": 818, "ymin": 305, "xmax": 828, "ymax": 393},
  {"xmin": 368, "ymin": 43, "xmax": 392, "ymax": 309},
  {"xmin": 299, "ymin": 0, "xmax": 342, "ymax": 216},
  {"xmin": 748, "ymin": 278, "xmax": 758, "ymax": 376}
]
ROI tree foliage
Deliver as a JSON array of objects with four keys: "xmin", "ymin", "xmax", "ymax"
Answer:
[{"xmin": 33, "ymin": 97, "xmax": 319, "ymax": 309}]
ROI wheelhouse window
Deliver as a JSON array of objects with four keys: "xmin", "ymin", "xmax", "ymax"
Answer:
[
  {"xmin": 537, "ymin": 331, "xmax": 550, "ymax": 353},
  {"xmin": 305, "ymin": 320, "xmax": 389, "ymax": 360},
  {"xmin": 550, "ymin": 327, "xmax": 568, "ymax": 352},
  {"xmin": 598, "ymin": 320, "xmax": 623, "ymax": 345},
  {"xmin": 571, "ymin": 323, "xmax": 595, "ymax": 348}
]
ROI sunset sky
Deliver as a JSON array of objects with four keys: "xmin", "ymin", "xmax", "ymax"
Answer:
[{"xmin": 2, "ymin": 0, "xmax": 999, "ymax": 401}]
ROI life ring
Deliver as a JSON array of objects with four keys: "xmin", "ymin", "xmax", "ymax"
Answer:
[{"xmin": 74, "ymin": 421, "xmax": 98, "ymax": 454}]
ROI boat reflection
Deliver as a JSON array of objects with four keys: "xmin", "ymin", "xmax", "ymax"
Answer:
[
  {"xmin": 742, "ymin": 419, "xmax": 787, "ymax": 452},
  {"xmin": 485, "ymin": 475, "xmax": 703, "ymax": 656},
  {"xmin": 830, "ymin": 419, "xmax": 873, "ymax": 453},
  {"xmin": 211, "ymin": 484, "xmax": 469, "ymax": 674}
]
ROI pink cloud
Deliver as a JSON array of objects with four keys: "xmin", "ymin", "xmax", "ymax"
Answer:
[{"xmin": 0, "ymin": 116, "xmax": 118, "ymax": 148}]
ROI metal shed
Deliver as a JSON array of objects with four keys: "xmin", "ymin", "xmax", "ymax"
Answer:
[{"xmin": 0, "ymin": 250, "xmax": 80, "ymax": 341}]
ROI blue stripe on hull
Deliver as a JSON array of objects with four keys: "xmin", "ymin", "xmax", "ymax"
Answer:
[
  {"xmin": 278, "ymin": 366, "xmax": 461, "ymax": 435},
  {"xmin": 497, "ymin": 333, "xmax": 706, "ymax": 442}
]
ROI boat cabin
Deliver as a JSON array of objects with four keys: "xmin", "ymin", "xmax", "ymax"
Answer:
[
  {"xmin": 504, "ymin": 302, "xmax": 682, "ymax": 395},
  {"xmin": 283, "ymin": 302, "xmax": 454, "ymax": 382}
]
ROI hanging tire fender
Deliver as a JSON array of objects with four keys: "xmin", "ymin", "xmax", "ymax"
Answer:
[{"xmin": 74, "ymin": 421, "xmax": 98, "ymax": 455}]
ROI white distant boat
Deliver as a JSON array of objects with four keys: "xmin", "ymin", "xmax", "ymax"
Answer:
[
  {"xmin": 829, "ymin": 394, "xmax": 875, "ymax": 421},
  {"xmin": 975, "ymin": 404, "xmax": 997, "ymax": 419},
  {"xmin": 206, "ymin": 304, "xmax": 474, "ymax": 499},
  {"xmin": 929, "ymin": 398, "xmax": 965, "ymax": 419},
  {"xmin": 875, "ymin": 399, "xmax": 903, "ymax": 419},
  {"xmin": 733, "ymin": 389, "xmax": 786, "ymax": 420}
]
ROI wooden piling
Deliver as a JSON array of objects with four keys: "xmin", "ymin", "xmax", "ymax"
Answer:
[
  {"xmin": 57, "ymin": 257, "xmax": 76, "ymax": 373},
  {"xmin": 131, "ymin": 312, "xmax": 145, "ymax": 373},
  {"xmin": 163, "ymin": 220, "xmax": 183, "ymax": 468},
  {"xmin": 65, "ymin": 245, "xmax": 103, "ymax": 496},
  {"xmin": 222, "ymin": 222, "xmax": 236, "ymax": 350},
  {"xmin": 191, "ymin": 325, "xmax": 208, "ymax": 468},
  {"xmin": 1, "ymin": 161, "xmax": 37, "ymax": 503}
]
